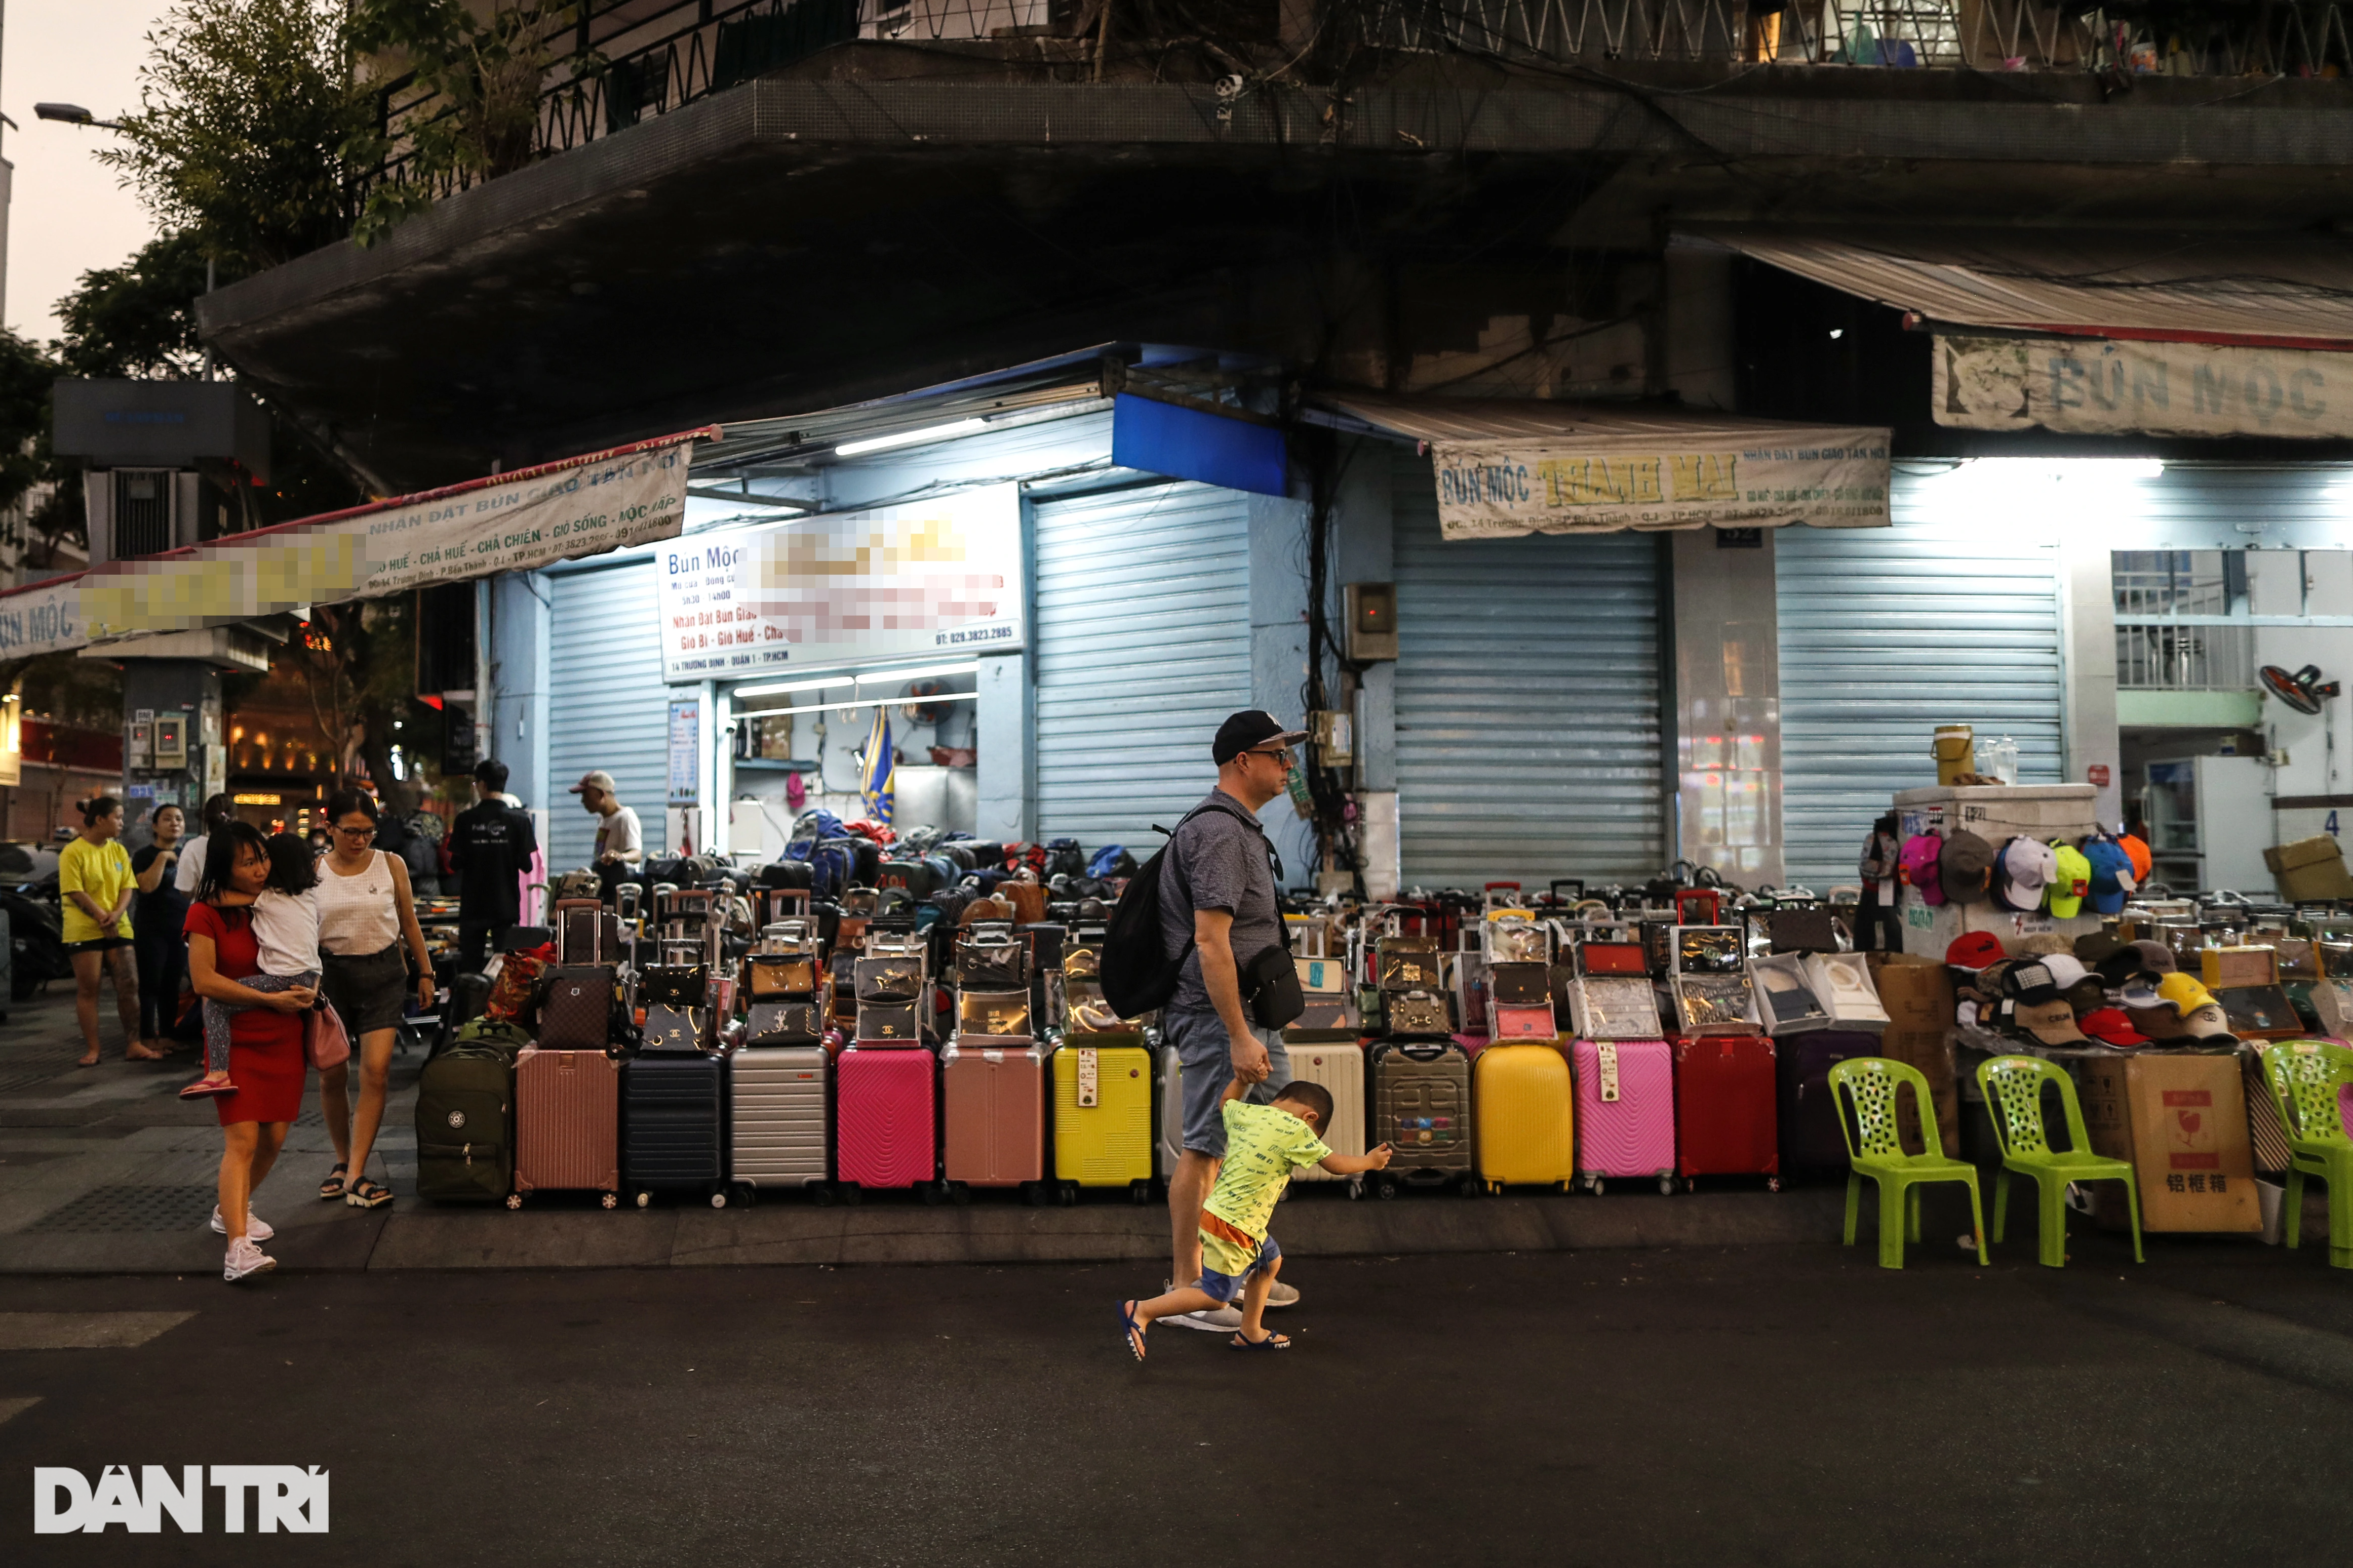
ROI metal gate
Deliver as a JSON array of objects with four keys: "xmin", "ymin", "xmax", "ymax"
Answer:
[
  {"xmin": 546, "ymin": 555, "xmax": 672, "ymax": 869},
  {"xmin": 1392, "ymin": 456, "xmax": 1667, "ymax": 890},
  {"xmin": 1775, "ymin": 479, "xmax": 2064, "ymax": 890},
  {"xmin": 1031, "ymin": 482, "xmax": 1256, "ymax": 848}
]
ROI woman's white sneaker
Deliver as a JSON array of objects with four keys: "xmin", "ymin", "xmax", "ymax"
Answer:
[
  {"xmin": 222, "ymin": 1238, "xmax": 276, "ymax": 1283},
  {"xmin": 209, "ymin": 1208, "xmax": 273, "ymax": 1242}
]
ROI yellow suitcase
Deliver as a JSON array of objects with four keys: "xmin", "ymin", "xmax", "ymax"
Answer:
[
  {"xmin": 1473, "ymin": 1042, "xmax": 1576, "ymax": 1193},
  {"xmin": 1051, "ymin": 1033, "xmax": 1154, "ymax": 1202}
]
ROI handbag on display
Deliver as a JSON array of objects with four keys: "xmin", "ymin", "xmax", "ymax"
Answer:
[{"xmin": 1750, "ymin": 953, "xmax": 1832, "ymax": 1036}]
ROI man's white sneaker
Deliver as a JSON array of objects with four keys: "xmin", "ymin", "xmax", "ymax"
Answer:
[
  {"xmin": 222, "ymin": 1238, "xmax": 276, "ymax": 1283},
  {"xmin": 1164, "ymin": 1305, "xmax": 1244, "ymax": 1332},
  {"xmin": 209, "ymin": 1208, "xmax": 273, "ymax": 1242}
]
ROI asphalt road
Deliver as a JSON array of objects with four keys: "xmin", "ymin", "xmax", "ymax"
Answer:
[{"xmin": 6, "ymin": 1237, "xmax": 2353, "ymax": 1567}]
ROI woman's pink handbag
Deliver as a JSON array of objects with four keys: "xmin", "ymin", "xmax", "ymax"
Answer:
[{"xmin": 304, "ymin": 999, "xmax": 351, "ymax": 1071}]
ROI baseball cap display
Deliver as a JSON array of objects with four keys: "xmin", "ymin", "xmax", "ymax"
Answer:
[
  {"xmin": 2072, "ymin": 931, "xmax": 2127, "ymax": 967},
  {"xmin": 1898, "ymin": 834, "xmax": 1946, "ymax": 906},
  {"xmin": 1945, "ymin": 932, "xmax": 2006, "ymax": 971},
  {"xmin": 1991, "ymin": 836, "xmax": 2058, "ymax": 914},
  {"xmin": 1940, "ymin": 830, "xmax": 1997, "ymax": 905},
  {"xmin": 2156, "ymin": 973, "xmax": 2219, "ymax": 1017},
  {"xmin": 2002, "ymin": 961, "xmax": 2066, "ymax": 1007},
  {"xmin": 2038, "ymin": 953, "xmax": 2090, "ymax": 991},
  {"xmin": 2009, "ymin": 998, "xmax": 2090, "ymax": 1047},
  {"xmin": 2047, "ymin": 841, "xmax": 2091, "ymax": 919},
  {"xmin": 2078, "ymin": 1007, "xmax": 2148, "ymax": 1047},
  {"xmin": 2117, "ymin": 831, "xmax": 2153, "ymax": 882},
  {"xmin": 2081, "ymin": 836, "xmax": 2137, "ymax": 914}
]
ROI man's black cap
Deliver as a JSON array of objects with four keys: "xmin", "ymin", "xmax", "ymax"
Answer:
[{"xmin": 1213, "ymin": 710, "xmax": 1310, "ymax": 766}]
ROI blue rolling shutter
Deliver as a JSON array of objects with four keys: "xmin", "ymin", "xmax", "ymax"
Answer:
[
  {"xmin": 1032, "ymin": 482, "xmax": 1254, "ymax": 846},
  {"xmin": 1392, "ymin": 455, "xmax": 1667, "ymax": 889},
  {"xmin": 546, "ymin": 556, "xmax": 670, "ymax": 869}
]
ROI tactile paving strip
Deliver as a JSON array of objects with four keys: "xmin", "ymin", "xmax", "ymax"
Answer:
[{"xmin": 26, "ymin": 1184, "xmax": 219, "ymax": 1233}]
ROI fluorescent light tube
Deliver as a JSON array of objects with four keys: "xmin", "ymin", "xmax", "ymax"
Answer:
[{"xmin": 834, "ymin": 418, "xmax": 987, "ymax": 457}]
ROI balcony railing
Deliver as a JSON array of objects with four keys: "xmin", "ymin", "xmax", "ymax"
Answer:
[
  {"xmin": 2116, "ymin": 623, "xmax": 2257, "ymax": 692},
  {"xmin": 355, "ymin": 0, "xmax": 2353, "ymax": 209}
]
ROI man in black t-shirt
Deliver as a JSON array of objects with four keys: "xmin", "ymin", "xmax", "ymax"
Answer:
[{"xmin": 448, "ymin": 759, "xmax": 539, "ymax": 969}]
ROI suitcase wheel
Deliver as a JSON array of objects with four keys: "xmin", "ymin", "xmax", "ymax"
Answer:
[
  {"xmin": 1768, "ymin": 1176, "xmax": 1782, "ymax": 1193},
  {"xmin": 812, "ymin": 1183, "xmax": 838, "ymax": 1207},
  {"xmin": 1127, "ymin": 1180, "xmax": 1152, "ymax": 1207},
  {"xmin": 1346, "ymin": 1178, "xmax": 1364, "ymax": 1200},
  {"xmin": 710, "ymin": 1190, "xmax": 728, "ymax": 1209},
  {"xmin": 1057, "ymin": 1182, "xmax": 1078, "ymax": 1207},
  {"xmin": 506, "ymin": 1193, "xmax": 523, "ymax": 1210},
  {"xmin": 1658, "ymin": 1175, "xmax": 1676, "ymax": 1196},
  {"xmin": 601, "ymin": 1192, "xmax": 618, "ymax": 1209},
  {"xmin": 636, "ymin": 1191, "xmax": 652, "ymax": 1208},
  {"xmin": 1583, "ymin": 1175, "xmax": 1605, "ymax": 1195},
  {"xmin": 919, "ymin": 1182, "xmax": 944, "ymax": 1207},
  {"xmin": 733, "ymin": 1183, "xmax": 759, "ymax": 1209},
  {"xmin": 1374, "ymin": 1176, "xmax": 1397, "ymax": 1200},
  {"xmin": 1459, "ymin": 1177, "xmax": 1481, "ymax": 1200},
  {"xmin": 949, "ymin": 1182, "xmax": 971, "ymax": 1207},
  {"xmin": 840, "ymin": 1183, "xmax": 862, "ymax": 1206}
]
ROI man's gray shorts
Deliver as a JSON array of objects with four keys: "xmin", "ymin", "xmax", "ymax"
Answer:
[{"xmin": 1163, "ymin": 1003, "xmax": 1293, "ymax": 1159}]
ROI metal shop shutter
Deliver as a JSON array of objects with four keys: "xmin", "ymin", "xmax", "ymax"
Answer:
[
  {"xmin": 1032, "ymin": 482, "xmax": 1254, "ymax": 847},
  {"xmin": 546, "ymin": 556, "xmax": 671, "ymax": 870},
  {"xmin": 1775, "ymin": 485, "xmax": 2064, "ymax": 891},
  {"xmin": 1393, "ymin": 456, "xmax": 1666, "ymax": 890}
]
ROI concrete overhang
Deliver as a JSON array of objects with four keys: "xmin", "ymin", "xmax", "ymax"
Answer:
[{"xmin": 199, "ymin": 59, "xmax": 2353, "ymax": 490}]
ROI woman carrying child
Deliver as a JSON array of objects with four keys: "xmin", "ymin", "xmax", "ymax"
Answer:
[{"xmin": 181, "ymin": 830, "xmax": 321, "ymax": 1100}]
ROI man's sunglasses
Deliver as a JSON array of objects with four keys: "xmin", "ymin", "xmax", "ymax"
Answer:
[{"xmin": 1245, "ymin": 746, "xmax": 1297, "ymax": 771}]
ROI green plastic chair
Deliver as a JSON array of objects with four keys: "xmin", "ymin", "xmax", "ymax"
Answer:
[
  {"xmin": 2262, "ymin": 1040, "xmax": 2353, "ymax": 1269},
  {"xmin": 1828, "ymin": 1057, "xmax": 1989, "ymax": 1269},
  {"xmin": 1975, "ymin": 1055, "xmax": 2143, "ymax": 1268}
]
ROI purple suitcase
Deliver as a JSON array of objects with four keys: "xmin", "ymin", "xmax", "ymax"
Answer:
[
  {"xmin": 1571, "ymin": 1037, "xmax": 1676, "ymax": 1193},
  {"xmin": 1778, "ymin": 1030, "xmax": 1880, "ymax": 1174}
]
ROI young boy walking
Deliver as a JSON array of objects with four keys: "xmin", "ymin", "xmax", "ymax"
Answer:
[{"xmin": 1120, "ymin": 1076, "xmax": 1391, "ymax": 1357}]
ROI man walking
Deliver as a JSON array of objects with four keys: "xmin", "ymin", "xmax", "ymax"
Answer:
[
  {"xmin": 448, "ymin": 760, "xmax": 539, "ymax": 969},
  {"xmin": 1158, "ymin": 709, "xmax": 1309, "ymax": 1332}
]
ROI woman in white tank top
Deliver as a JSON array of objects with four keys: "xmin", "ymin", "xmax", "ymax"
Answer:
[{"xmin": 311, "ymin": 789, "xmax": 436, "ymax": 1209}]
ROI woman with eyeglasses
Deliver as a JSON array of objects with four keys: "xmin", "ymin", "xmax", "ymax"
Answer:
[{"xmin": 309, "ymin": 789, "xmax": 436, "ymax": 1208}]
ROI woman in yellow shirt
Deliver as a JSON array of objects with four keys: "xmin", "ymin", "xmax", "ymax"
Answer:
[{"xmin": 59, "ymin": 796, "xmax": 158, "ymax": 1068}]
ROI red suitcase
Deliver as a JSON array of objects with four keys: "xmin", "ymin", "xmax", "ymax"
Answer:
[
  {"xmin": 510, "ymin": 1048, "xmax": 620, "ymax": 1208},
  {"xmin": 835, "ymin": 1045, "xmax": 937, "ymax": 1197},
  {"xmin": 1672, "ymin": 1034, "xmax": 1779, "ymax": 1191}
]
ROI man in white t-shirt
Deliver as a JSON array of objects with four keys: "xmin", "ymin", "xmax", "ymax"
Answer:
[{"xmin": 569, "ymin": 770, "xmax": 644, "ymax": 867}]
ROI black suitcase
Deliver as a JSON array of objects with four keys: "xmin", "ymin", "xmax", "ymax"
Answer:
[
  {"xmin": 1777, "ymin": 1030, "xmax": 1877, "ymax": 1173},
  {"xmin": 539, "ymin": 964, "xmax": 616, "ymax": 1050},
  {"xmin": 756, "ymin": 860, "xmax": 813, "ymax": 890},
  {"xmin": 622, "ymin": 1053, "xmax": 726, "ymax": 1201}
]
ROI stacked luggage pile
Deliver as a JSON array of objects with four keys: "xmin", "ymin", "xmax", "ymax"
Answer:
[{"xmin": 412, "ymin": 833, "xmax": 1925, "ymax": 1209}]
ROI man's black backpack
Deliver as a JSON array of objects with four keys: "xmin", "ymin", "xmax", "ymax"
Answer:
[{"xmin": 1100, "ymin": 810, "xmax": 1213, "ymax": 1020}]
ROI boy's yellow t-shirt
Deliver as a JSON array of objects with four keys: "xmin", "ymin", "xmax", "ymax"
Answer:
[
  {"xmin": 1203, "ymin": 1101, "xmax": 1331, "ymax": 1244},
  {"xmin": 58, "ymin": 837, "xmax": 134, "ymax": 943}
]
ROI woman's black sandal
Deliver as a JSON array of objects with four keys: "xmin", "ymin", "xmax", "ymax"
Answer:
[
  {"xmin": 345, "ymin": 1178, "xmax": 393, "ymax": 1210},
  {"xmin": 318, "ymin": 1163, "xmax": 348, "ymax": 1201}
]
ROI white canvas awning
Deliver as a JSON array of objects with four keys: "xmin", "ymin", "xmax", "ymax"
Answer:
[
  {"xmin": 1696, "ymin": 225, "xmax": 2353, "ymax": 349},
  {"xmin": 1322, "ymin": 395, "xmax": 1891, "ymax": 539}
]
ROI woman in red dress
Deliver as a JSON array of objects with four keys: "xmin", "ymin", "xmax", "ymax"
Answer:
[{"xmin": 186, "ymin": 822, "xmax": 317, "ymax": 1283}]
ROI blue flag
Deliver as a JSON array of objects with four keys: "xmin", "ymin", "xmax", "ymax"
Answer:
[{"xmin": 859, "ymin": 704, "xmax": 894, "ymax": 825}]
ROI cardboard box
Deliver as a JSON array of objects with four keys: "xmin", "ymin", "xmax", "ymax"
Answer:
[
  {"xmin": 2202, "ymin": 946, "xmax": 2278, "ymax": 989},
  {"xmin": 1866, "ymin": 953, "xmax": 1960, "ymax": 1156},
  {"xmin": 2078, "ymin": 1054, "xmax": 2261, "ymax": 1232},
  {"xmin": 2265, "ymin": 834, "xmax": 2353, "ymax": 902}
]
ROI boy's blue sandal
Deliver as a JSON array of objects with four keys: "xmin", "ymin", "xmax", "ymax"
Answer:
[
  {"xmin": 1229, "ymin": 1333, "xmax": 1290, "ymax": 1351},
  {"xmin": 1119, "ymin": 1301, "xmax": 1147, "ymax": 1362}
]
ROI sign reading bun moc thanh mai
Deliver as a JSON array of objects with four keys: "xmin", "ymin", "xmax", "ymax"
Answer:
[{"xmin": 657, "ymin": 484, "xmax": 1023, "ymax": 684}]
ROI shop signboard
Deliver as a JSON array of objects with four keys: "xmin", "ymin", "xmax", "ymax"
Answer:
[
  {"xmin": 0, "ymin": 431, "xmax": 708, "ymax": 661},
  {"xmin": 656, "ymin": 483, "xmax": 1023, "ymax": 684},
  {"xmin": 1934, "ymin": 333, "xmax": 2353, "ymax": 439},
  {"xmin": 1427, "ymin": 426, "xmax": 1889, "ymax": 539}
]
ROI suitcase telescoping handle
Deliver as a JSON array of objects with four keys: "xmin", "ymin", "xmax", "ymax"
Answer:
[
  {"xmin": 1675, "ymin": 888, "xmax": 1721, "ymax": 926},
  {"xmin": 1550, "ymin": 879, "xmax": 1584, "ymax": 900}
]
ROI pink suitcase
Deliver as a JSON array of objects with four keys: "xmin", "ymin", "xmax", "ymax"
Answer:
[
  {"xmin": 1571, "ymin": 1037, "xmax": 1676, "ymax": 1194},
  {"xmin": 511, "ymin": 1049, "xmax": 619, "ymax": 1208},
  {"xmin": 836, "ymin": 1045, "xmax": 937, "ymax": 1196}
]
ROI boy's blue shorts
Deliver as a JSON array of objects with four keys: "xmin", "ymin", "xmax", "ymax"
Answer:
[{"xmin": 1197, "ymin": 1233, "xmax": 1281, "ymax": 1305}]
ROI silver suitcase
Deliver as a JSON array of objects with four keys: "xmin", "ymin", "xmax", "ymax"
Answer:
[
  {"xmin": 728, "ymin": 1046, "xmax": 832, "ymax": 1195},
  {"xmin": 1157, "ymin": 1044, "xmax": 1186, "ymax": 1178}
]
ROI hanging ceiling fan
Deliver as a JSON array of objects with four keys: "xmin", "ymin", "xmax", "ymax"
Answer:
[{"xmin": 2260, "ymin": 663, "xmax": 2343, "ymax": 716}]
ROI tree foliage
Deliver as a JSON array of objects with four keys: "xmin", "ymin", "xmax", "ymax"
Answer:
[
  {"xmin": 98, "ymin": 0, "xmax": 368, "ymax": 273},
  {"xmin": 52, "ymin": 231, "xmax": 214, "ymax": 381}
]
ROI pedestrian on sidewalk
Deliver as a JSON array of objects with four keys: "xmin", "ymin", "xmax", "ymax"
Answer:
[
  {"xmin": 186, "ymin": 822, "xmax": 315, "ymax": 1282},
  {"xmin": 449, "ymin": 759, "xmax": 539, "ymax": 969},
  {"xmin": 569, "ymin": 770, "xmax": 643, "ymax": 899},
  {"xmin": 1156, "ymin": 710, "xmax": 1311, "ymax": 1333},
  {"xmin": 171, "ymin": 793, "xmax": 239, "ymax": 899},
  {"xmin": 62, "ymin": 796, "xmax": 157, "ymax": 1068},
  {"xmin": 1120, "ymin": 1077, "xmax": 1390, "ymax": 1358},
  {"xmin": 130, "ymin": 802, "xmax": 190, "ymax": 1058},
  {"xmin": 182, "ymin": 834, "xmax": 323, "ymax": 1101},
  {"xmin": 311, "ymin": 789, "xmax": 437, "ymax": 1210}
]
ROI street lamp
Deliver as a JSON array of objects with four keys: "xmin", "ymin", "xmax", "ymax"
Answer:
[{"xmin": 34, "ymin": 103, "xmax": 124, "ymax": 131}]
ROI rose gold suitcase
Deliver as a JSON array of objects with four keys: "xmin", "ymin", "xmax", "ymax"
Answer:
[
  {"xmin": 940, "ymin": 1038, "xmax": 1048, "ymax": 1194},
  {"xmin": 510, "ymin": 1049, "xmax": 620, "ymax": 1208}
]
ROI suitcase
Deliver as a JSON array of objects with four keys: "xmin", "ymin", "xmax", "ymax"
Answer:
[
  {"xmin": 538, "ymin": 964, "xmax": 616, "ymax": 1050},
  {"xmin": 621, "ymin": 1052, "xmax": 728, "ymax": 1205},
  {"xmin": 1672, "ymin": 1034, "xmax": 1779, "ymax": 1189},
  {"xmin": 942, "ymin": 1037, "xmax": 1048, "ymax": 1192},
  {"xmin": 555, "ymin": 898, "xmax": 622, "ymax": 966},
  {"xmin": 1571, "ymin": 1038, "xmax": 1676, "ymax": 1192},
  {"xmin": 511, "ymin": 1048, "xmax": 620, "ymax": 1207},
  {"xmin": 414, "ymin": 1041, "xmax": 515, "ymax": 1204},
  {"xmin": 1286, "ymin": 1038, "xmax": 1367, "ymax": 1191},
  {"xmin": 1157, "ymin": 1043, "xmax": 1187, "ymax": 1178},
  {"xmin": 1369, "ymin": 1040, "xmax": 1473, "ymax": 1194},
  {"xmin": 1051, "ymin": 1034, "xmax": 1154, "ymax": 1198},
  {"xmin": 1778, "ymin": 1030, "xmax": 1878, "ymax": 1174},
  {"xmin": 1473, "ymin": 1041, "xmax": 1576, "ymax": 1193},
  {"xmin": 729, "ymin": 1046, "xmax": 832, "ymax": 1199},
  {"xmin": 835, "ymin": 1045, "xmax": 938, "ymax": 1194},
  {"xmin": 877, "ymin": 858, "xmax": 942, "ymax": 897}
]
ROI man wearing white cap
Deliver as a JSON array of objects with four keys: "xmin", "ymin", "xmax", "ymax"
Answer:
[{"xmin": 569, "ymin": 770, "xmax": 644, "ymax": 871}]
